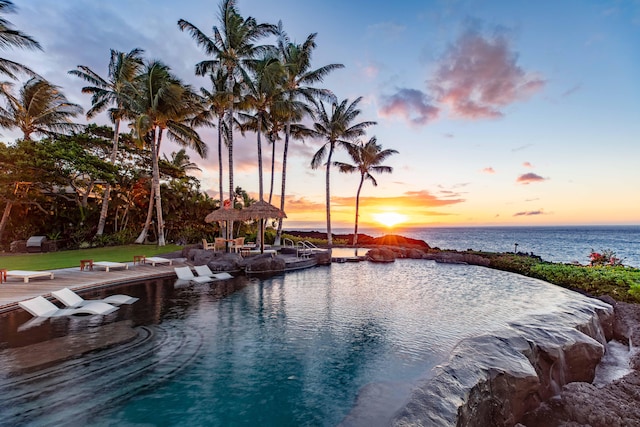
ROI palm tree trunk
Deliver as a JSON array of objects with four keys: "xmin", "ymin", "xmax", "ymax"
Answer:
[
  {"xmin": 268, "ymin": 135, "xmax": 276, "ymax": 204},
  {"xmin": 325, "ymin": 142, "xmax": 334, "ymax": 246},
  {"xmin": 353, "ymin": 175, "xmax": 365, "ymax": 247},
  {"xmin": 153, "ymin": 129, "xmax": 165, "ymax": 246},
  {"xmin": 0, "ymin": 200, "xmax": 13, "ymax": 244},
  {"xmin": 256, "ymin": 115, "xmax": 264, "ymax": 249},
  {"xmin": 226, "ymin": 72, "xmax": 235, "ymax": 242},
  {"xmin": 96, "ymin": 119, "xmax": 121, "ymax": 236},
  {"xmin": 275, "ymin": 122, "xmax": 290, "ymax": 246},
  {"xmin": 217, "ymin": 115, "xmax": 224, "ymax": 205},
  {"xmin": 135, "ymin": 185, "xmax": 154, "ymax": 243}
]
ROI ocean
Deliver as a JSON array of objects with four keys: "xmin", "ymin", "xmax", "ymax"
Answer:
[{"xmin": 328, "ymin": 225, "xmax": 640, "ymax": 268}]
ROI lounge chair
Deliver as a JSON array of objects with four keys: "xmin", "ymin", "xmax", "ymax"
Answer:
[
  {"xmin": 18, "ymin": 296, "xmax": 118, "ymax": 318},
  {"xmin": 174, "ymin": 266, "xmax": 213, "ymax": 284},
  {"xmin": 51, "ymin": 287, "xmax": 138, "ymax": 308},
  {"xmin": 5, "ymin": 270, "xmax": 54, "ymax": 283},
  {"xmin": 193, "ymin": 265, "xmax": 233, "ymax": 280},
  {"xmin": 93, "ymin": 261, "xmax": 129, "ymax": 272},
  {"xmin": 144, "ymin": 256, "xmax": 173, "ymax": 266}
]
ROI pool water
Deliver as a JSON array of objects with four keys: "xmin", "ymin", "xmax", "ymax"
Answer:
[{"xmin": 0, "ymin": 260, "xmax": 578, "ymax": 426}]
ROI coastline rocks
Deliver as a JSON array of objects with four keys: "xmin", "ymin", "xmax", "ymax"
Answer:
[
  {"xmin": 366, "ymin": 247, "xmax": 397, "ymax": 263},
  {"xmin": 392, "ymin": 297, "xmax": 613, "ymax": 427},
  {"xmin": 423, "ymin": 251, "xmax": 491, "ymax": 266}
]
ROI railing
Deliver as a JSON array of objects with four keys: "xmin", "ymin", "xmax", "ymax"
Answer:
[{"xmin": 296, "ymin": 240, "xmax": 320, "ymax": 258}]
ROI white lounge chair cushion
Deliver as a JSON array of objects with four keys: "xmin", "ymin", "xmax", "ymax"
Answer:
[
  {"xmin": 51, "ymin": 287, "xmax": 138, "ymax": 308},
  {"xmin": 18, "ymin": 296, "xmax": 118, "ymax": 318},
  {"xmin": 145, "ymin": 257, "xmax": 172, "ymax": 266},
  {"xmin": 193, "ymin": 265, "xmax": 233, "ymax": 280},
  {"xmin": 6, "ymin": 270, "xmax": 54, "ymax": 283},
  {"xmin": 93, "ymin": 261, "xmax": 128, "ymax": 271},
  {"xmin": 174, "ymin": 266, "xmax": 212, "ymax": 283}
]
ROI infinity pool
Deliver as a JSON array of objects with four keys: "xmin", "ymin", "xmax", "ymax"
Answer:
[{"xmin": 0, "ymin": 260, "xmax": 578, "ymax": 426}]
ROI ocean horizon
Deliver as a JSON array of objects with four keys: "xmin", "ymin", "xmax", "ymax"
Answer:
[{"xmin": 289, "ymin": 225, "xmax": 640, "ymax": 268}]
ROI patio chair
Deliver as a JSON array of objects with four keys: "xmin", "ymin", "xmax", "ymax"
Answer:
[
  {"xmin": 51, "ymin": 287, "xmax": 138, "ymax": 308},
  {"xmin": 230, "ymin": 237, "xmax": 245, "ymax": 253},
  {"xmin": 174, "ymin": 266, "xmax": 213, "ymax": 284},
  {"xmin": 193, "ymin": 265, "xmax": 233, "ymax": 280},
  {"xmin": 202, "ymin": 239, "xmax": 216, "ymax": 250},
  {"xmin": 18, "ymin": 296, "xmax": 118, "ymax": 318},
  {"xmin": 214, "ymin": 237, "xmax": 227, "ymax": 251}
]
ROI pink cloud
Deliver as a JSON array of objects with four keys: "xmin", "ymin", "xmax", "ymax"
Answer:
[
  {"xmin": 430, "ymin": 30, "xmax": 545, "ymax": 119},
  {"xmin": 516, "ymin": 172, "xmax": 546, "ymax": 184},
  {"xmin": 482, "ymin": 167, "xmax": 496, "ymax": 174},
  {"xmin": 379, "ymin": 88, "xmax": 440, "ymax": 125},
  {"xmin": 522, "ymin": 161, "xmax": 533, "ymax": 168}
]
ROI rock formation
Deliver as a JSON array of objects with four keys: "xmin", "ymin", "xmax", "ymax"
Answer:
[{"xmin": 392, "ymin": 296, "xmax": 613, "ymax": 427}]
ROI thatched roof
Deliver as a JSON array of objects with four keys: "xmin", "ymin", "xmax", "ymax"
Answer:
[
  {"xmin": 240, "ymin": 200, "xmax": 287, "ymax": 220},
  {"xmin": 204, "ymin": 207, "xmax": 246, "ymax": 223}
]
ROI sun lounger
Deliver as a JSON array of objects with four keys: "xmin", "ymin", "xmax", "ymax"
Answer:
[
  {"xmin": 144, "ymin": 257, "xmax": 173, "ymax": 266},
  {"xmin": 174, "ymin": 266, "xmax": 212, "ymax": 283},
  {"xmin": 18, "ymin": 296, "xmax": 118, "ymax": 318},
  {"xmin": 193, "ymin": 265, "xmax": 233, "ymax": 280},
  {"xmin": 5, "ymin": 270, "xmax": 54, "ymax": 283},
  {"xmin": 93, "ymin": 261, "xmax": 129, "ymax": 272},
  {"xmin": 51, "ymin": 287, "xmax": 138, "ymax": 308}
]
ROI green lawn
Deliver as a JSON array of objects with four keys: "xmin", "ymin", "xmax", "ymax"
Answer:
[{"xmin": 0, "ymin": 245, "xmax": 183, "ymax": 271}]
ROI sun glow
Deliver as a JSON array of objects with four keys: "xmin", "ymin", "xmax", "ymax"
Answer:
[{"xmin": 372, "ymin": 212, "xmax": 407, "ymax": 228}]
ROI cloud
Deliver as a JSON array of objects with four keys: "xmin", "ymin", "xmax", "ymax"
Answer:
[
  {"xmin": 513, "ymin": 209, "xmax": 546, "ymax": 216},
  {"xmin": 379, "ymin": 88, "xmax": 440, "ymax": 125},
  {"xmin": 332, "ymin": 189, "xmax": 465, "ymax": 209},
  {"xmin": 512, "ymin": 144, "xmax": 534, "ymax": 152},
  {"xmin": 367, "ymin": 22, "xmax": 406, "ymax": 39},
  {"xmin": 482, "ymin": 167, "xmax": 496, "ymax": 174},
  {"xmin": 429, "ymin": 30, "xmax": 546, "ymax": 119},
  {"xmin": 561, "ymin": 84, "xmax": 581, "ymax": 97},
  {"xmin": 522, "ymin": 161, "xmax": 533, "ymax": 168},
  {"xmin": 516, "ymin": 173, "xmax": 546, "ymax": 184}
]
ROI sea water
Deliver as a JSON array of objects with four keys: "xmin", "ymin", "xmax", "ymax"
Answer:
[{"xmin": 331, "ymin": 225, "xmax": 640, "ymax": 267}]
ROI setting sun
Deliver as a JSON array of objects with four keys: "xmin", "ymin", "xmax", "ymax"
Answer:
[{"xmin": 372, "ymin": 212, "xmax": 407, "ymax": 228}]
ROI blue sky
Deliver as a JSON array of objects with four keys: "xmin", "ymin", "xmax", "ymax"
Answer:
[{"xmin": 5, "ymin": 0, "xmax": 640, "ymax": 228}]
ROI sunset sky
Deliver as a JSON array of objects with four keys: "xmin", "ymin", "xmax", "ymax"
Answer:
[{"xmin": 5, "ymin": 0, "xmax": 640, "ymax": 229}]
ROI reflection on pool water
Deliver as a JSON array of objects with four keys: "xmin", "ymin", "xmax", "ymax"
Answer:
[{"xmin": 0, "ymin": 260, "xmax": 580, "ymax": 426}]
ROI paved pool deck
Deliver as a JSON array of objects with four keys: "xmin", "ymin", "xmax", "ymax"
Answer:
[{"xmin": 0, "ymin": 260, "xmax": 182, "ymax": 313}]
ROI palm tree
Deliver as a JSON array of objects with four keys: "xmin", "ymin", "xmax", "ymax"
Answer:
[
  {"xmin": 274, "ymin": 28, "xmax": 343, "ymax": 244},
  {"xmin": 238, "ymin": 54, "xmax": 284, "ymax": 202},
  {"xmin": 0, "ymin": 77, "xmax": 83, "ymax": 139},
  {"xmin": 334, "ymin": 137, "xmax": 398, "ymax": 246},
  {"xmin": 161, "ymin": 148, "xmax": 202, "ymax": 179},
  {"xmin": 178, "ymin": 0, "xmax": 276, "ymax": 239},
  {"xmin": 192, "ymin": 68, "xmax": 232, "ymax": 205},
  {"xmin": 310, "ymin": 97, "xmax": 376, "ymax": 245},
  {"xmin": 129, "ymin": 60, "xmax": 206, "ymax": 246},
  {"xmin": 69, "ymin": 48, "xmax": 145, "ymax": 236},
  {"xmin": 0, "ymin": 0, "xmax": 41, "ymax": 79}
]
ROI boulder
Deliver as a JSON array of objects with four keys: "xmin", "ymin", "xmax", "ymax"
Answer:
[
  {"xmin": 366, "ymin": 247, "xmax": 396, "ymax": 263},
  {"xmin": 244, "ymin": 254, "xmax": 286, "ymax": 273}
]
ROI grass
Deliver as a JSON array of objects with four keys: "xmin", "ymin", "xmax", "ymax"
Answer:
[{"xmin": 0, "ymin": 244, "xmax": 183, "ymax": 271}]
